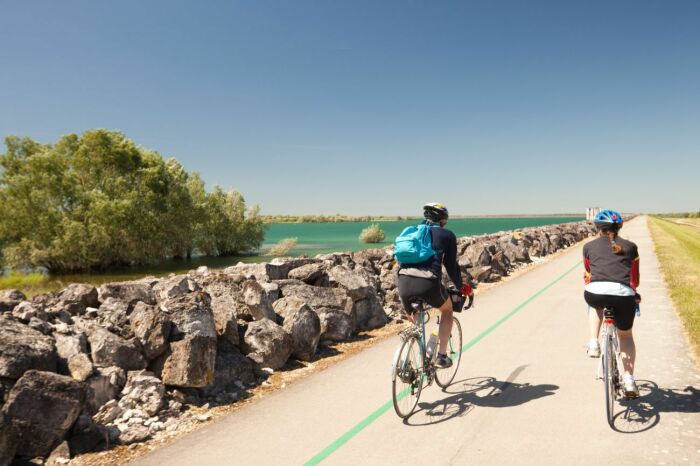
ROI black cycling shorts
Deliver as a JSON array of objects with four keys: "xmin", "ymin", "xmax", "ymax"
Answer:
[
  {"xmin": 584, "ymin": 291, "xmax": 636, "ymax": 331},
  {"xmin": 398, "ymin": 275, "xmax": 449, "ymax": 313}
]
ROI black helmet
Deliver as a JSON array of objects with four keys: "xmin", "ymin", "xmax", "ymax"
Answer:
[{"xmin": 423, "ymin": 202, "xmax": 449, "ymax": 222}]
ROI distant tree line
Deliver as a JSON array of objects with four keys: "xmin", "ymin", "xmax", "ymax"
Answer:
[
  {"xmin": 262, "ymin": 215, "xmax": 411, "ymax": 224},
  {"xmin": 656, "ymin": 211, "xmax": 700, "ymax": 219},
  {"xmin": 0, "ymin": 129, "xmax": 265, "ymax": 273}
]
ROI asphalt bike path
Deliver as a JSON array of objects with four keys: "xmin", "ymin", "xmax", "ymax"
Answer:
[{"xmin": 135, "ymin": 217, "xmax": 700, "ymax": 466}]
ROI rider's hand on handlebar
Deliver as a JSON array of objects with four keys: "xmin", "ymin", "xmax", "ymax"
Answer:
[
  {"xmin": 460, "ymin": 283, "xmax": 473, "ymax": 297},
  {"xmin": 460, "ymin": 283, "xmax": 475, "ymax": 310}
]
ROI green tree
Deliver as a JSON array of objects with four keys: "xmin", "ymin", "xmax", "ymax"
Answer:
[
  {"xmin": 198, "ymin": 187, "xmax": 265, "ymax": 256},
  {"xmin": 0, "ymin": 129, "xmax": 265, "ymax": 273}
]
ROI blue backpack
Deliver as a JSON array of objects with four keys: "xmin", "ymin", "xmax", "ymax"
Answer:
[{"xmin": 394, "ymin": 223, "xmax": 438, "ymax": 264}]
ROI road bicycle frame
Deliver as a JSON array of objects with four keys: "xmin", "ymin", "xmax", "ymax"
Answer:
[{"xmin": 597, "ymin": 308, "xmax": 621, "ymax": 382}]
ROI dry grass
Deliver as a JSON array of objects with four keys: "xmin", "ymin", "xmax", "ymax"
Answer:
[
  {"xmin": 359, "ymin": 223, "xmax": 386, "ymax": 243},
  {"xmin": 649, "ymin": 217, "xmax": 700, "ymax": 360},
  {"xmin": 0, "ymin": 272, "xmax": 55, "ymax": 297},
  {"xmin": 265, "ymin": 237, "xmax": 298, "ymax": 256}
]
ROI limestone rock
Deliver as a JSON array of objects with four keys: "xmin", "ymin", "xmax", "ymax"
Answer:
[
  {"xmin": 130, "ymin": 302, "xmax": 171, "ymax": 360},
  {"xmin": 0, "ymin": 316, "xmax": 57, "ymax": 379},
  {"xmin": 68, "ymin": 413, "xmax": 113, "ymax": 455},
  {"xmin": 352, "ymin": 248, "xmax": 389, "ymax": 266},
  {"xmin": 57, "ymin": 284, "xmax": 99, "ymax": 308},
  {"xmin": 160, "ymin": 336, "xmax": 216, "ymax": 388},
  {"xmin": 95, "ymin": 298, "xmax": 132, "ymax": 338},
  {"xmin": 328, "ymin": 265, "xmax": 373, "ymax": 301},
  {"xmin": 0, "ymin": 289, "xmax": 25, "ymax": 314},
  {"xmin": 242, "ymin": 280, "xmax": 277, "ymax": 321},
  {"xmin": 0, "ymin": 379, "xmax": 14, "ymax": 405},
  {"xmin": 0, "ymin": 413, "xmax": 16, "ymax": 466},
  {"xmin": 68, "ymin": 353, "xmax": 94, "ymax": 381},
  {"xmin": 241, "ymin": 319, "xmax": 293, "ymax": 370},
  {"xmin": 200, "ymin": 341, "xmax": 255, "ymax": 396},
  {"xmin": 194, "ymin": 272, "xmax": 244, "ymax": 344},
  {"xmin": 162, "ymin": 292, "xmax": 217, "ymax": 340},
  {"xmin": 379, "ymin": 267, "xmax": 397, "ymax": 290},
  {"xmin": 471, "ymin": 265, "xmax": 493, "ymax": 282},
  {"xmin": 281, "ymin": 284, "xmax": 350, "ymax": 310},
  {"xmin": 3, "ymin": 370, "xmax": 85, "ymax": 457},
  {"xmin": 92, "ymin": 399, "xmax": 122, "ymax": 425},
  {"xmin": 287, "ymin": 263, "xmax": 325, "ymax": 284},
  {"xmin": 85, "ymin": 366, "xmax": 127, "ymax": 414},
  {"xmin": 272, "ymin": 296, "xmax": 307, "ymax": 321},
  {"xmin": 11, "ymin": 301, "xmax": 48, "ymax": 323},
  {"xmin": 352, "ymin": 294, "xmax": 388, "ymax": 331},
  {"xmin": 54, "ymin": 333, "xmax": 88, "ymax": 375},
  {"xmin": 118, "ymin": 423, "xmax": 150, "ymax": 444},
  {"xmin": 225, "ymin": 263, "xmax": 268, "ymax": 281},
  {"xmin": 315, "ymin": 307, "xmax": 354, "ymax": 342},
  {"xmin": 153, "ymin": 275, "xmax": 200, "ymax": 301},
  {"xmin": 98, "ymin": 280, "xmax": 156, "ymax": 307},
  {"xmin": 119, "ymin": 371, "xmax": 164, "ymax": 417},
  {"xmin": 281, "ymin": 303, "xmax": 321, "ymax": 361},
  {"xmin": 86, "ymin": 325, "xmax": 146, "ymax": 371},
  {"xmin": 158, "ymin": 292, "xmax": 217, "ymax": 388},
  {"xmin": 45, "ymin": 440, "xmax": 71, "ymax": 466},
  {"xmin": 226, "ymin": 258, "xmax": 316, "ymax": 282}
]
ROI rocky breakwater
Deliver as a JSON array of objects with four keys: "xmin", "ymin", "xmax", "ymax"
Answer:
[{"xmin": 0, "ymin": 220, "xmax": 596, "ymax": 464}]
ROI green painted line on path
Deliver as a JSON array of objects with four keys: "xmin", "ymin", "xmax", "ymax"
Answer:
[{"xmin": 303, "ymin": 260, "xmax": 582, "ymax": 466}]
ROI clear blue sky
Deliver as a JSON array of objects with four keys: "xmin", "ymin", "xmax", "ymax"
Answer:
[{"xmin": 1, "ymin": 1, "xmax": 698, "ymax": 216}]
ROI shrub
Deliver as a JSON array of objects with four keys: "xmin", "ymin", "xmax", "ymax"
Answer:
[
  {"xmin": 266, "ymin": 237, "xmax": 298, "ymax": 257},
  {"xmin": 359, "ymin": 224, "xmax": 385, "ymax": 243}
]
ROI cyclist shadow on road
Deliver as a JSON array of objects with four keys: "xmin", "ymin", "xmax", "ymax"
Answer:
[
  {"xmin": 612, "ymin": 380, "xmax": 700, "ymax": 434},
  {"xmin": 403, "ymin": 375, "xmax": 559, "ymax": 427}
]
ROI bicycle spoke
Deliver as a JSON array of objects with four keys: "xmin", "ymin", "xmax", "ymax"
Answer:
[
  {"xmin": 392, "ymin": 335, "xmax": 423, "ymax": 418},
  {"xmin": 435, "ymin": 319, "xmax": 462, "ymax": 388}
]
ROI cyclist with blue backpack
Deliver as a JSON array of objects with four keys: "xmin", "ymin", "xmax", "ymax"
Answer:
[{"xmin": 394, "ymin": 203, "xmax": 474, "ymax": 369}]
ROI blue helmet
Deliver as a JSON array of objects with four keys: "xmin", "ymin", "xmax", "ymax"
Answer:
[{"xmin": 594, "ymin": 209, "xmax": 623, "ymax": 226}]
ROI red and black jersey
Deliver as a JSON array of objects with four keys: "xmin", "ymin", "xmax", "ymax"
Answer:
[{"xmin": 583, "ymin": 236, "xmax": 640, "ymax": 290}]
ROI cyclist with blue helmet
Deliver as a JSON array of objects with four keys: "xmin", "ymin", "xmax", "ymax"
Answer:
[{"xmin": 583, "ymin": 209, "xmax": 641, "ymax": 398}]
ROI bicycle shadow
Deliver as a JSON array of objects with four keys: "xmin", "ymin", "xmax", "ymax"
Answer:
[
  {"xmin": 611, "ymin": 380, "xmax": 700, "ymax": 433},
  {"xmin": 403, "ymin": 373, "xmax": 559, "ymax": 427}
]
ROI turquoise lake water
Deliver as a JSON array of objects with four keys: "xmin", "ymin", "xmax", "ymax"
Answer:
[
  {"xmin": 263, "ymin": 217, "xmax": 585, "ymax": 257},
  {"xmin": 4, "ymin": 216, "xmax": 584, "ymax": 294}
]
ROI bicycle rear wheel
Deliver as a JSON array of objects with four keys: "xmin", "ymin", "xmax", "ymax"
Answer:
[
  {"xmin": 435, "ymin": 318, "xmax": 463, "ymax": 388},
  {"xmin": 391, "ymin": 335, "xmax": 424, "ymax": 418},
  {"xmin": 603, "ymin": 334, "xmax": 616, "ymax": 427}
]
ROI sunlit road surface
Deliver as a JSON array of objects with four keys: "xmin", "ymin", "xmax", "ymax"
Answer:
[{"xmin": 134, "ymin": 217, "xmax": 700, "ymax": 466}]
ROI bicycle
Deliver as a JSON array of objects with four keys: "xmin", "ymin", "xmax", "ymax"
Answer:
[
  {"xmin": 597, "ymin": 306, "xmax": 642, "ymax": 427},
  {"xmin": 390, "ymin": 290, "xmax": 466, "ymax": 418}
]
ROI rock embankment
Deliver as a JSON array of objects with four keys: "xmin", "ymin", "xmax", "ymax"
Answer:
[{"xmin": 0, "ymin": 220, "xmax": 596, "ymax": 465}]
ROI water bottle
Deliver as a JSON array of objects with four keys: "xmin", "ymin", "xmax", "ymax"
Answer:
[{"xmin": 426, "ymin": 331, "xmax": 438, "ymax": 361}]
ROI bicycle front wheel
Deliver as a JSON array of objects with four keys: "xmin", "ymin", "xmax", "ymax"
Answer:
[
  {"xmin": 603, "ymin": 334, "xmax": 616, "ymax": 427},
  {"xmin": 435, "ymin": 318, "xmax": 463, "ymax": 388},
  {"xmin": 391, "ymin": 335, "xmax": 424, "ymax": 418}
]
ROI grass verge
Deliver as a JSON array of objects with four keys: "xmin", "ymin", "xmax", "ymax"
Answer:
[
  {"xmin": 0, "ymin": 272, "xmax": 55, "ymax": 297},
  {"xmin": 648, "ymin": 217, "xmax": 700, "ymax": 359}
]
